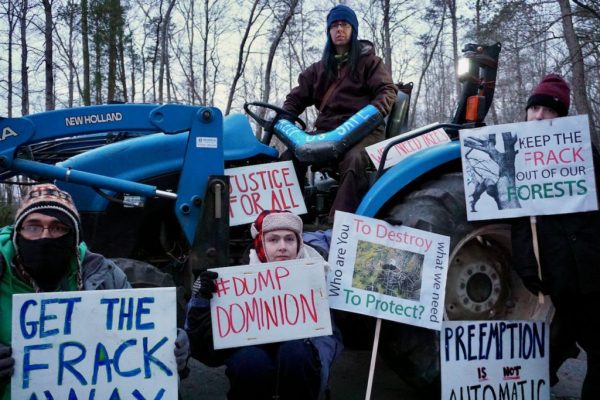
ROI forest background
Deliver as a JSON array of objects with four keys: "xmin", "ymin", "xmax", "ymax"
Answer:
[{"xmin": 0, "ymin": 0, "xmax": 598, "ymax": 211}]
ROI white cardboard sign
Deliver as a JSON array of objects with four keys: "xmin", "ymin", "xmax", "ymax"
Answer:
[
  {"xmin": 365, "ymin": 124, "xmax": 450, "ymax": 169},
  {"xmin": 226, "ymin": 161, "xmax": 307, "ymax": 226},
  {"xmin": 460, "ymin": 115, "xmax": 597, "ymax": 221},
  {"xmin": 326, "ymin": 211, "xmax": 450, "ymax": 331},
  {"xmin": 441, "ymin": 320, "xmax": 550, "ymax": 400},
  {"xmin": 11, "ymin": 288, "xmax": 177, "ymax": 399},
  {"xmin": 209, "ymin": 258, "xmax": 332, "ymax": 349}
]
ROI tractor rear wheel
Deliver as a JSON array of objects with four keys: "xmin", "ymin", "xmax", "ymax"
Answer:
[
  {"xmin": 378, "ymin": 172, "xmax": 551, "ymax": 395},
  {"xmin": 111, "ymin": 258, "xmax": 188, "ymax": 327}
]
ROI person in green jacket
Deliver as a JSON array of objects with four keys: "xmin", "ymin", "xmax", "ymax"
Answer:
[{"xmin": 0, "ymin": 183, "xmax": 190, "ymax": 399}]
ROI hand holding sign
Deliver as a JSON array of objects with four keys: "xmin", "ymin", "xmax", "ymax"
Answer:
[{"xmin": 0, "ymin": 344, "xmax": 14, "ymax": 382}]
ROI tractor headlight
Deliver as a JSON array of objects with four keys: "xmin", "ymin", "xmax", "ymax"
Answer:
[{"xmin": 457, "ymin": 57, "xmax": 471, "ymax": 79}]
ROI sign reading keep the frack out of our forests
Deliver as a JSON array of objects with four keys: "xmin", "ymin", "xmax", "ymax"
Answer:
[
  {"xmin": 365, "ymin": 123, "xmax": 451, "ymax": 170},
  {"xmin": 226, "ymin": 161, "xmax": 307, "ymax": 226},
  {"xmin": 11, "ymin": 288, "xmax": 177, "ymax": 399},
  {"xmin": 327, "ymin": 211, "xmax": 450, "ymax": 331},
  {"xmin": 460, "ymin": 114, "xmax": 597, "ymax": 221},
  {"xmin": 209, "ymin": 258, "xmax": 332, "ymax": 349},
  {"xmin": 441, "ymin": 320, "xmax": 549, "ymax": 400}
]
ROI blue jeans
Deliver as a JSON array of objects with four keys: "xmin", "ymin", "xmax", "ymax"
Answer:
[{"xmin": 225, "ymin": 340, "xmax": 321, "ymax": 400}]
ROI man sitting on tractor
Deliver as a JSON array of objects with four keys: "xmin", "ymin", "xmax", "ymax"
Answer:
[{"xmin": 282, "ymin": 4, "xmax": 398, "ymax": 224}]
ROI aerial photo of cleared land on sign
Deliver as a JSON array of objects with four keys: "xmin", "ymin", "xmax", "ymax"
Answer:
[{"xmin": 353, "ymin": 239, "xmax": 424, "ymax": 301}]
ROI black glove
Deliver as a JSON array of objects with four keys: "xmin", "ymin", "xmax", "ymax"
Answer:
[
  {"xmin": 192, "ymin": 270, "xmax": 219, "ymax": 299},
  {"xmin": 0, "ymin": 344, "xmax": 15, "ymax": 382},
  {"xmin": 522, "ymin": 275, "xmax": 543, "ymax": 295}
]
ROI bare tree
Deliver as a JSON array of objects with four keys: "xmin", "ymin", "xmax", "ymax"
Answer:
[
  {"xmin": 4, "ymin": 0, "xmax": 18, "ymax": 117},
  {"xmin": 557, "ymin": 0, "xmax": 598, "ymax": 142},
  {"xmin": 261, "ymin": 0, "xmax": 300, "ymax": 104},
  {"xmin": 81, "ymin": 0, "xmax": 91, "ymax": 105},
  {"xmin": 158, "ymin": 0, "xmax": 175, "ymax": 103},
  {"xmin": 20, "ymin": 0, "xmax": 30, "ymax": 115},
  {"xmin": 409, "ymin": 5, "xmax": 446, "ymax": 127},
  {"xmin": 225, "ymin": 0, "xmax": 268, "ymax": 114},
  {"xmin": 42, "ymin": 0, "xmax": 55, "ymax": 110}
]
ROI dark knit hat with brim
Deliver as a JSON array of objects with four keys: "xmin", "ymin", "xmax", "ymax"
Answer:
[
  {"xmin": 13, "ymin": 184, "xmax": 81, "ymax": 245},
  {"xmin": 326, "ymin": 4, "xmax": 359, "ymax": 41},
  {"xmin": 526, "ymin": 74, "xmax": 570, "ymax": 117}
]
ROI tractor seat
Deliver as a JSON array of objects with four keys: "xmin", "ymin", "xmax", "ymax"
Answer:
[{"xmin": 223, "ymin": 113, "xmax": 278, "ymax": 161}]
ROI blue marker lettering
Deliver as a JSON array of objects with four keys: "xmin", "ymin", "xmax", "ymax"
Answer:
[
  {"xmin": 22, "ymin": 344, "xmax": 52, "ymax": 389},
  {"xmin": 143, "ymin": 336, "xmax": 172, "ymax": 378},
  {"xmin": 136, "ymin": 297, "xmax": 155, "ymax": 330},
  {"xmin": 59, "ymin": 342, "xmax": 87, "ymax": 385}
]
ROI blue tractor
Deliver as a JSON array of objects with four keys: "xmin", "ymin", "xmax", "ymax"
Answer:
[{"xmin": 0, "ymin": 42, "xmax": 545, "ymax": 391}]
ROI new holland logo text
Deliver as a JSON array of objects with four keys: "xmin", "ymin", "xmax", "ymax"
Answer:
[{"xmin": 65, "ymin": 112, "xmax": 123, "ymax": 127}]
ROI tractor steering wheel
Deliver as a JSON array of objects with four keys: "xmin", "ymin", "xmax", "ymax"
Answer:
[{"xmin": 244, "ymin": 101, "xmax": 307, "ymax": 133}]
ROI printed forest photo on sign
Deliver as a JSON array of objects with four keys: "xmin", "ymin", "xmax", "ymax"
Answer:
[
  {"xmin": 460, "ymin": 115, "xmax": 597, "ymax": 221},
  {"xmin": 327, "ymin": 211, "xmax": 450, "ymax": 331}
]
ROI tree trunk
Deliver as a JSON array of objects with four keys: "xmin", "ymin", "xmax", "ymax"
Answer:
[
  {"xmin": 6, "ymin": 0, "xmax": 16, "ymax": 117},
  {"xmin": 106, "ymin": 0, "xmax": 119, "ymax": 102},
  {"xmin": 556, "ymin": 0, "xmax": 598, "ymax": 142},
  {"xmin": 409, "ymin": 6, "xmax": 446, "ymax": 128},
  {"xmin": 446, "ymin": 0, "xmax": 460, "ymax": 97},
  {"xmin": 380, "ymin": 0, "xmax": 392, "ymax": 69},
  {"xmin": 225, "ymin": 0, "xmax": 264, "ymax": 115},
  {"xmin": 42, "ymin": 0, "xmax": 55, "ymax": 110},
  {"xmin": 20, "ymin": 0, "xmax": 29, "ymax": 115},
  {"xmin": 81, "ymin": 0, "xmax": 91, "ymax": 105},
  {"xmin": 158, "ymin": 0, "xmax": 175, "ymax": 103},
  {"xmin": 261, "ymin": 0, "xmax": 299, "ymax": 104}
]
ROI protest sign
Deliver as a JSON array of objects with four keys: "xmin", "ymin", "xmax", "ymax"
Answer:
[
  {"xmin": 327, "ymin": 211, "xmax": 450, "ymax": 330},
  {"xmin": 460, "ymin": 115, "xmax": 597, "ymax": 221},
  {"xmin": 209, "ymin": 258, "xmax": 332, "ymax": 349},
  {"xmin": 11, "ymin": 287, "xmax": 177, "ymax": 399},
  {"xmin": 365, "ymin": 124, "xmax": 450, "ymax": 169},
  {"xmin": 441, "ymin": 320, "xmax": 549, "ymax": 400},
  {"xmin": 226, "ymin": 161, "xmax": 307, "ymax": 226}
]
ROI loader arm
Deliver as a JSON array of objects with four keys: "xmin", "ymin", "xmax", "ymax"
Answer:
[{"xmin": 0, "ymin": 104, "xmax": 225, "ymax": 247}]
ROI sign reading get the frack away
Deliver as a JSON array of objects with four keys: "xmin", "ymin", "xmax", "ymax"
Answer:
[
  {"xmin": 209, "ymin": 258, "xmax": 332, "ymax": 349},
  {"xmin": 11, "ymin": 288, "xmax": 177, "ymax": 399},
  {"xmin": 327, "ymin": 211, "xmax": 450, "ymax": 331},
  {"xmin": 226, "ymin": 161, "xmax": 307, "ymax": 226},
  {"xmin": 460, "ymin": 114, "xmax": 597, "ymax": 221},
  {"xmin": 441, "ymin": 320, "xmax": 550, "ymax": 400}
]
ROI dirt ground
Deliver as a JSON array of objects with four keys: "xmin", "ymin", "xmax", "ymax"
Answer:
[{"xmin": 180, "ymin": 348, "xmax": 586, "ymax": 399}]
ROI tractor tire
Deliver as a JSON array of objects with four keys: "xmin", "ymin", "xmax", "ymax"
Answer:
[
  {"xmin": 378, "ymin": 172, "xmax": 551, "ymax": 395},
  {"xmin": 111, "ymin": 258, "xmax": 188, "ymax": 328}
]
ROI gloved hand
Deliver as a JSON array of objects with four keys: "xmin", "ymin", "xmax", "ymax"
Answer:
[
  {"xmin": 192, "ymin": 270, "xmax": 219, "ymax": 299},
  {"xmin": 174, "ymin": 328, "xmax": 190, "ymax": 373},
  {"xmin": 0, "ymin": 344, "xmax": 15, "ymax": 382},
  {"xmin": 522, "ymin": 275, "xmax": 543, "ymax": 295}
]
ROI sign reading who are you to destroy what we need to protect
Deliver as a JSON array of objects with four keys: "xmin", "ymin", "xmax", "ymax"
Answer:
[
  {"xmin": 442, "ymin": 320, "xmax": 549, "ymax": 400},
  {"xmin": 461, "ymin": 114, "xmax": 597, "ymax": 221},
  {"xmin": 208, "ymin": 258, "xmax": 332, "ymax": 350},
  {"xmin": 11, "ymin": 288, "xmax": 178, "ymax": 399},
  {"xmin": 327, "ymin": 211, "xmax": 450, "ymax": 331}
]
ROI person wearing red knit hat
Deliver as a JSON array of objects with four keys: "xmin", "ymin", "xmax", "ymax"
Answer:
[
  {"xmin": 512, "ymin": 74, "xmax": 600, "ymax": 399},
  {"xmin": 186, "ymin": 210, "xmax": 343, "ymax": 399}
]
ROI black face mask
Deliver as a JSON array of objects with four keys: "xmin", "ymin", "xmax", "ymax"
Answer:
[{"xmin": 17, "ymin": 234, "xmax": 76, "ymax": 291}]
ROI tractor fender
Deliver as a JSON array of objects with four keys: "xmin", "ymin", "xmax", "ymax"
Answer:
[{"xmin": 356, "ymin": 140, "xmax": 461, "ymax": 217}]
